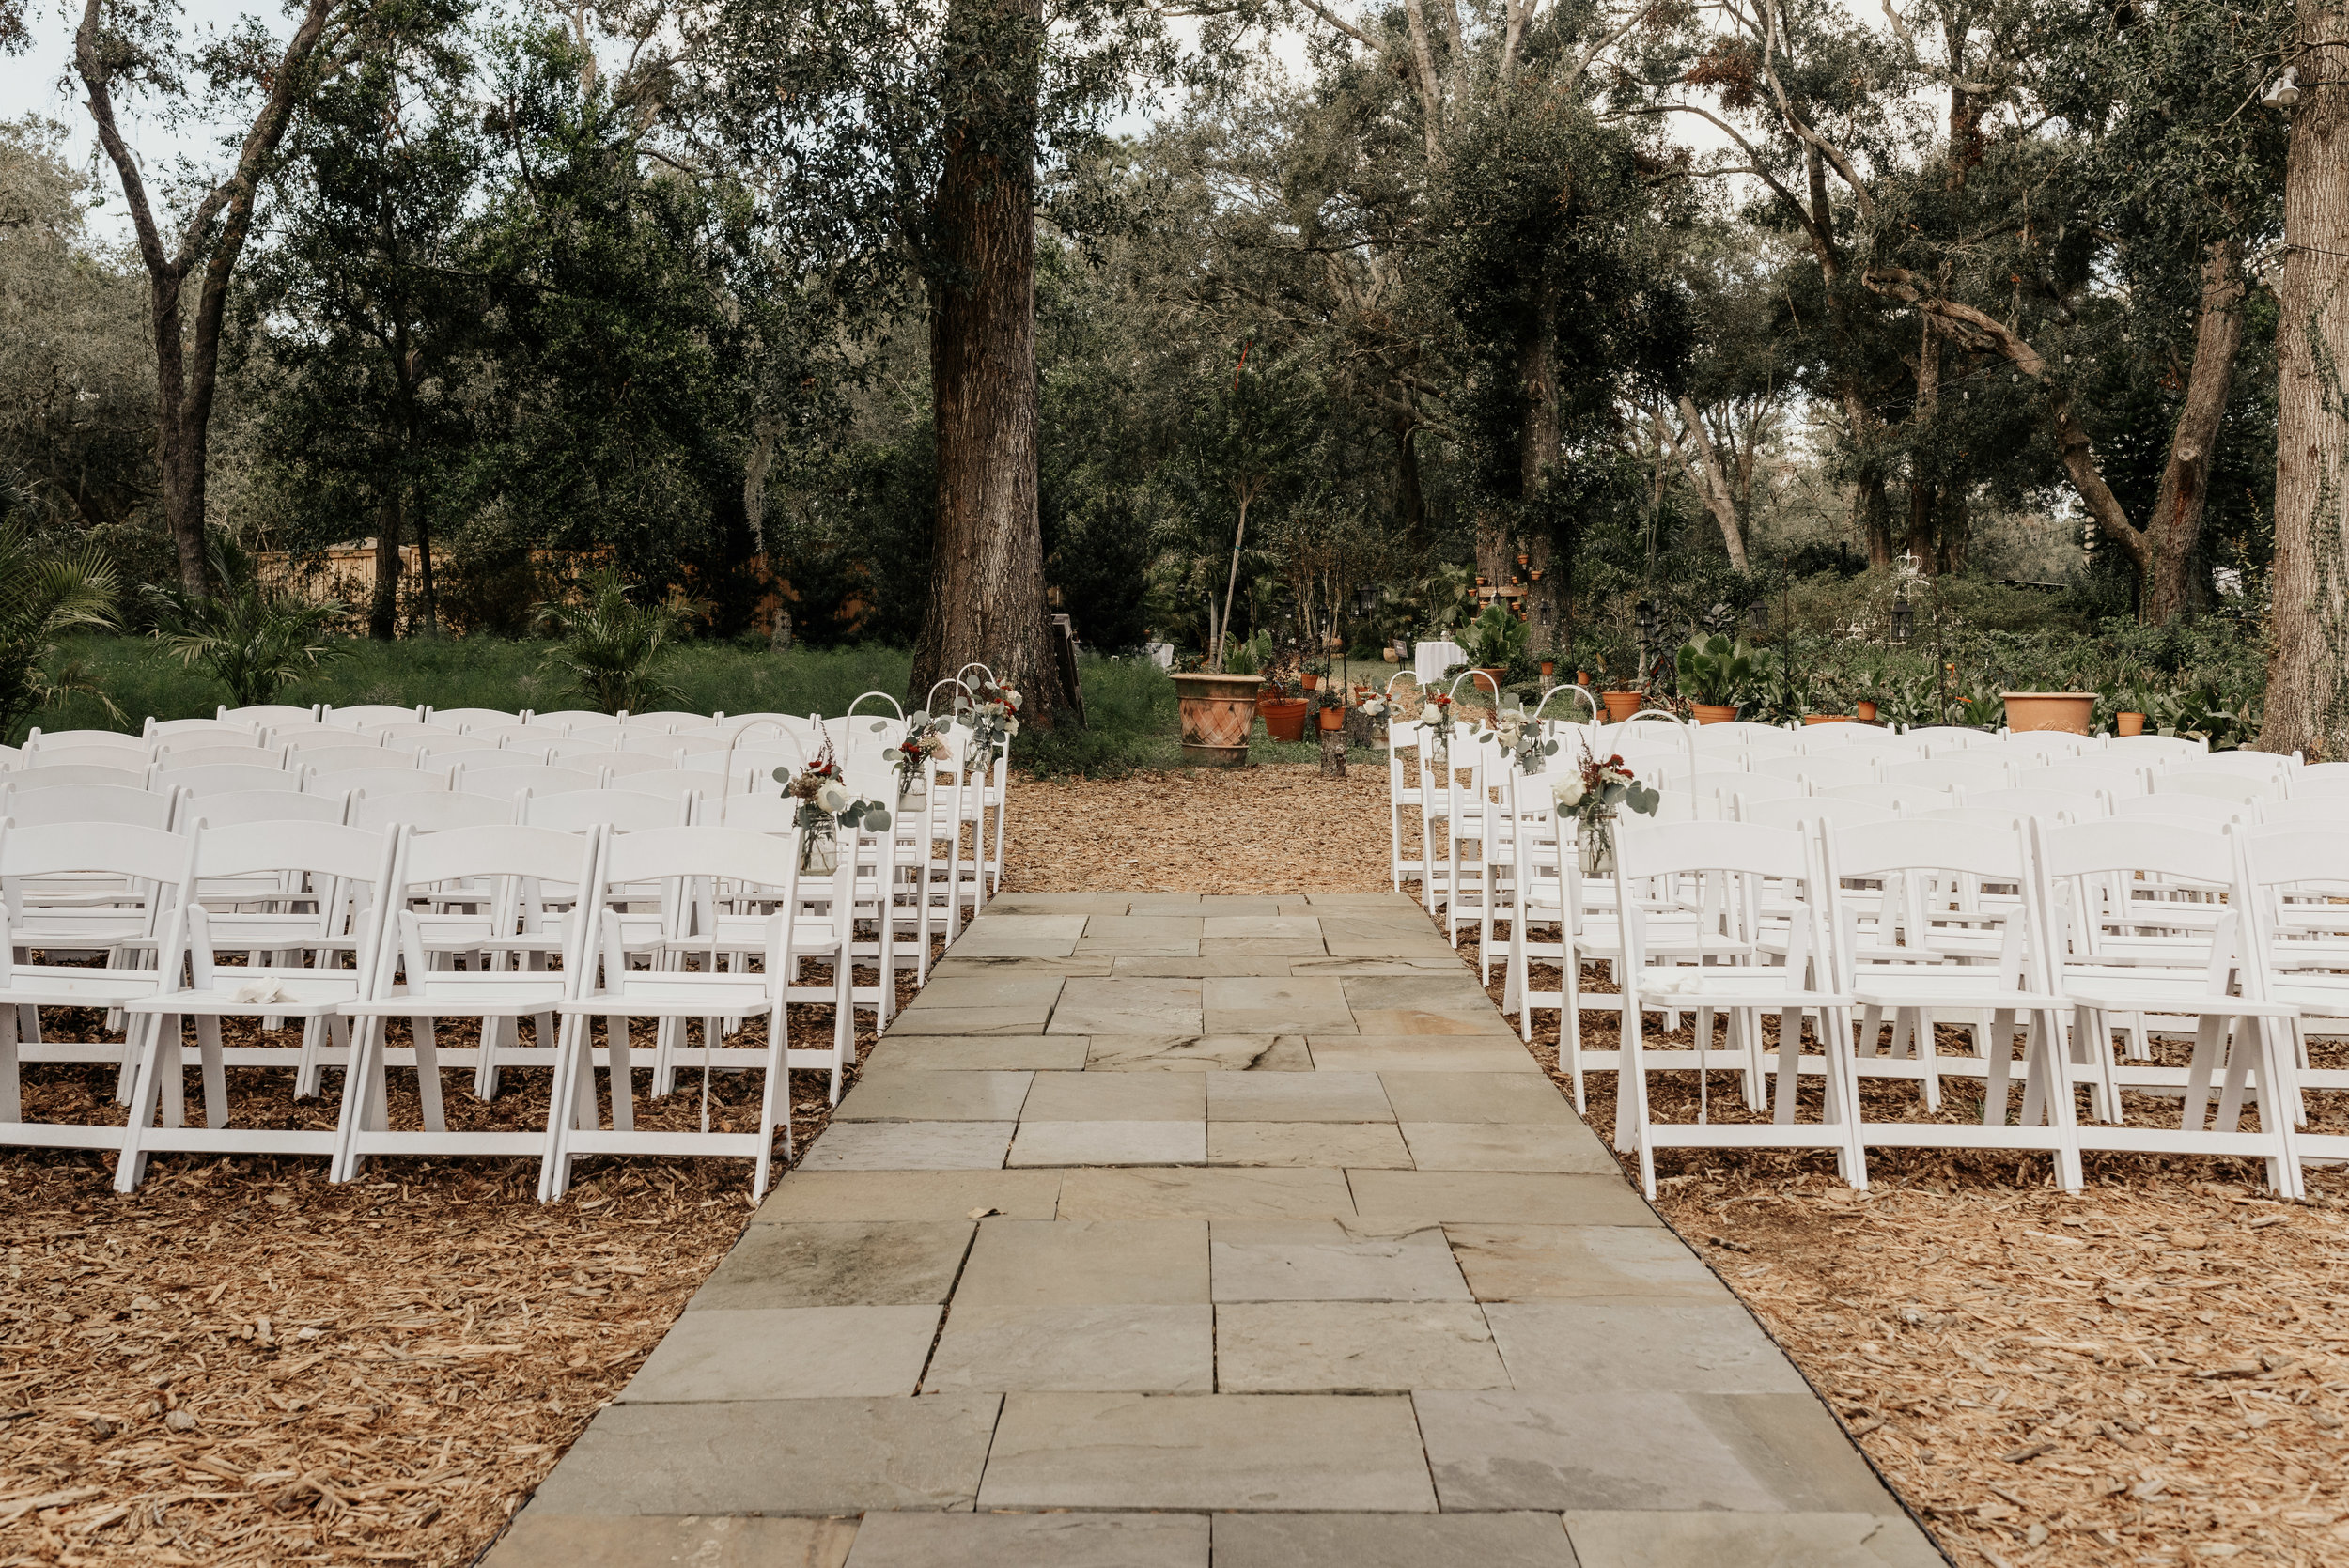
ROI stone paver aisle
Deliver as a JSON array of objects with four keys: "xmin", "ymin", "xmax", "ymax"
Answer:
[{"xmin": 490, "ymin": 893, "xmax": 1941, "ymax": 1568}]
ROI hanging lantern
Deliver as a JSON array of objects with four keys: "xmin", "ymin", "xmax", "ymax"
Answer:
[{"xmin": 1890, "ymin": 597, "xmax": 1914, "ymax": 643}]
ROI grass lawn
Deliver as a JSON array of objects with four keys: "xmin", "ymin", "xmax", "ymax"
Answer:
[{"xmin": 30, "ymin": 637, "xmax": 1406, "ymax": 777}]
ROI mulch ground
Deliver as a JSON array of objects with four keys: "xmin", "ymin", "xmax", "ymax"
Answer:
[{"xmin": 5, "ymin": 763, "xmax": 2345, "ymax": 1568}]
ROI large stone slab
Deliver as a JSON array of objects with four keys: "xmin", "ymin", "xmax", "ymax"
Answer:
[
  {"xmin": 1207, "ymin": 1122, "xmax": 1413, "ymax": 1169},
  {"xmin": 1076, "ymin": 917, "xmax": 1205, "ymax": 956},
  {"xmin": 1205, "ymin": 1071, "xmax": 1392, "ymax": 1123},
  {"xmin": 843, "ymin": 1511, "xmax": 1208, "ymax": 1568},
  {"xmin": 797, "ymin": 1121, "xmax": 1014, "ymax": 1172},
  {"xmin": 1210, "ymin": 1513, "xmax": 1579, "ymax": 1568},
  {"xmin": 487, "ymin": 1514, "xmax": 857, "ymax": 1568},
  {"xmin": 1209, "ymin": 1219, "xmax": 1470, "ymax": 1302},
  {"xmin": 1483, "ymin": 1302, "xmax": 1810, "ymax": 1395},
  {"xmin": 1215, "ymin": 1301, "xmax": 1508, "ymax": 1392},
  {"xmin": 1202, "ymin": 976, "xmax": 1356, "ymax": 1035},
  {"xmin": 527, "ymin": 1395, "xmax": 1002, "ymax": 1514},
  {"xmin": 1022, "ymin": 1071, "xmax": 1205, "ymax": 1120},
  {"xmin": 1050, "ymin": 977, "xmax": 1206, "ymax": 1035},
  {"xmin": 926, "ymin": 955, "xmax": 1115, "ymax": 982},
  {"xmin": 1199, "ymin": 916, "xmax": 1329, "ymax": 955},
  {"xmin": 1443, "ymin": 1225, "xmax": 1722, "ymax": 1302},
  {"xmin": 1112, "ymin": 957, "xmax": 1299, "ymax": 977},
  {"xmin": 754, "ymin": 1170, "xmax": 1061, "ymax": 1223},
  {"xmin": 1398, "ymin": 1123, "xmax": 1615, "ymax": 1173},
  {"xmin": 955, "ymin": 1219, "xmax": 1209, "ymax": 1305},
  {"xmin": 618, "ymin": 1307, "xmax": 939, "ymax": 1402},
  {"xmin": 864, "ymin": 1036, "xmax": 1088, "ymax": 1072},
  {"xmin": 1057, "ymin": 1167, "xmax": 1356, "ymax": 1221},
  {"xmin": 976, "ymin": 1392, "xmax": 1437, "ymax": 1511},
  {"xmin": 1084, "ymin": 1035, "xmax": 1312, "ymax": 1072},
  {"xmin": 1308, "ymin": 1037, "xmax": 1545, "ymax": 1073},
  {"xmin": 688, "ymin": 1221, "xmax": 972, "ymax": 1309},
  {"xmin": 1562, "ymin": 1511, "xmax": 1943, "ymax": 1568},
  {"xmin": 835, "ymin": 1070, "xmax": 1034, "ymax": 1122},
  {"xmin": 924, "ymin": 1303, "xmax": 1213, "ymax": 1393},
  {"xmin": 1008, "ymin": 1120, "xmax": 1209, "ymax": 1167},
  {"xmin": 1347, "ymin": 1172, "xmax": 1661, "ymax": 1227},
  {"xmin": 1378, "ymin": 1072, "xmax": 1581, "ymax": 1126},
  {"xmin": 1411, "ymin": 1389, "xmax": 1785, "ymax": 1513}
]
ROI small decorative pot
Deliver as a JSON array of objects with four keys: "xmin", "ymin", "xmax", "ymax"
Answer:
[
  {"xmin": 1691, "ymin": 703, "xmax": 1737, "ymax": 725},
  {"xmin": 1316, "ymin": 706, "xmax": 1346, "ymax": 731},
  {"xmin": 1802, "ymin": 714, "xmax": 1852, "ymax": 726},
  {"xmin": 1540, "ymin": 661, "xmax": 1556, "ymax": 680},
  {"xmin": 1856, "ymin": 700, "xmax": 1879, "ymax": 722},
  {"xmin": 1576, "ymin": 670, "xmax": 1591, "ymax": 687},
  {"xmin": 1261, "ymin": 698, "xmax": 1311, "ymax": 744},
  {"xmin": 2117, "ymin": 711, "xmax": 2147, "ymax": 737},
  {"xmin": 1300, "ymin": 672, "xmax": 1320, "ymax": 691}
]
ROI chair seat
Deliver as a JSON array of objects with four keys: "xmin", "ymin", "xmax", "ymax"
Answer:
[
  {"xmin": 346, "ymin": 977, "xmax": 571, "ymax": 1016},
  {"xmin": 2061, "ymin": 970, "xmax": 2299, "ymax": 1017},
  {"xmin": 126, "ymin": 972, "xmax": 362, "ymax": 1017},
  {"xmin": 1846, "ymin": 971, "xmax": 2064, "ymax": 1010},
  {"xmin": 558, "ymin": 978, "xmax": 775, "ymax": 1015},
  {"xmin": 1634, "ymin": 970, "xmax": 1851, "ymax": 1011},
  {"xmin": 0, "ymin": 969, "xmax": 165, "ymax": 1007}
]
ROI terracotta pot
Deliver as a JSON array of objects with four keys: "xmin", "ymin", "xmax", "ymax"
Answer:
[
  {"xmin": 1576, "ymin": 670, "xmax": 1591, "ymax": 688},
  {"xmin": 1802, "ymin": 714, "xmax": 1851, "ymax": 725},
  {"xmin": 1691, "ymin": 703, "xmax": 1737, "ymax": 725},
  {"xmin": 2117, "ymin": 710, "xmax": 2147, "ymax": 737},
  {"xmin": 1382, "ymin": 648, "xmax": 1401, "ymax": 664},
  {"xmin": 1299, "ymin": 672, "xmax": 1319, "ymax": 691},
  {"xmin": 1316, "ymin": 706, "xmax": 1346, "ymax": 732},
  {"xmin": 1602, "ymin": 691, "xmax": 1643, "ymax": 723},
  {"xmin": 1477, "ymin": 667, "xmax": 1508, "ymax": 694},
  {"xmin": 1855, "ymin": 700, "xmax": 1878, "ymax": 722},
  {"xmin": 1173, "ymin": 672, "xmax": 1263, "ymax": 767},
  {"xmin": 2002, "ymin": 691, "xmax": 2095, "ymax": 735},
  {"xmin": 1540, "ymin": 661, "xmax": 1556, "ymax": 680},
  {"xmin": 1260, "ymin": 698, "xmax": 1310, "ymax": 744}
]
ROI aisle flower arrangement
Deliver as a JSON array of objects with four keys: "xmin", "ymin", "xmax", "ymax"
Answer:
[
  {"xmin": 1551, "ymin": 746, "xmax": 1660, "ymax": 874},
  {"xmin": 1493, "ymin": 709, "xmax": 1559, "ymax": 774},
  {"xmin": 961, "ymin": 677, "xmax": 1022, "ymax": 767},
  {"xmin": 887, "ymin": 710, "xmax": 954, "ymax": 800},
  {"xmin": 1417, "ymin": 691, "xmax": 1459, "ymax": 760},
  {"xmin": 773, "ymin": 738, "xmax": 892, "ymax": 873}
]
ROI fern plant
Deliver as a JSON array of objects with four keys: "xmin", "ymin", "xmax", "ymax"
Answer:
[
  {"xmin": 0, "ymin": 520, "xmax": 122, "ymax": 741},
  {"xmin": 144, "ymin": 536, "xmax": 349, "ymax": 710},
  {"xmin": 535, "ymin": 569, "xmax": 707, "ymax": 714}
]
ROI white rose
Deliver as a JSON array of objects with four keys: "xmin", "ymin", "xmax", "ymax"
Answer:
[
  {"xmin": 1496, "ymin": 722, "xmax": 1520, "ymax": 747},
  {"xmin": 816, "ymin": 781, "xmax": 851, "ymax": 814},
  {"xmin": 1550, "ymin": 774, "xmax": 1585, "ymax": 808},
  {"xmin": 1420, "ymin": 703, "xmax": 1441, "ymax": 722}
]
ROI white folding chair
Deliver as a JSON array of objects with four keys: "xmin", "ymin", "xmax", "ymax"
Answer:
[
  {"xmin": 117, "ymin": 822, "xmax": 397, "ymax": 1188},
  {"xmin": 1610, "ymin": 818, "xmax": 1864, "ymax": 1196},
  {"xmin": 323, "ymin": 703, "xmax": 427, "ymax": 727},
  {"xmin": 425, "ymin": 707, "xmax": 523, "ymax": 732},
  {"xmin": 310, "ymin": 766, "xmax": 451, "ymax": 799},
  {"xmin": 287, "ymin": 743, "xmax": 407, "ymax": 774},
  {"xmin": 8, "ymin": 763, "xmax": 150, "ymax": 791},
  {"xmin": 180, "ymin": 789, "xmax": 350, "ymax": 829},
  {"xmin": 546, "ymin": 827, "xmax": 818, "ymax": 1202},
  {"xmin": 0, "ymin": 782, "xmax": 175, "ymax": 831},
  {"xmin": 154, "ymin": 763, "xmax": 308, "ymax": 797},
  {"xmin": 220, "ymin": 703, "xmax": 322, "ymax": 726},
  {"xmin": 0, "ymin": 822, "xmax": 194, "ymax": 1137},
  {"xmin": 334, "ymin": 823, "xmax": 604, "ymax": 1183}
]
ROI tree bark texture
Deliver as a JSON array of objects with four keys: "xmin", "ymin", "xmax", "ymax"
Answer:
[
  {"xmin": 2259, "ymin": 1, "xmax": 2349, "ymax": 757},
  {"xmin": 1520, "ymin": 310, "xmax": 1561, "ymax": 653},
  {"xmin": 74, "ymin": 0, "xmax": 336, "ymax": 598},
  {"xmin": 2147, "ymin": 239, "xmax": 2248, "ymax": 623},
  {"xmin": 1657, "ymin": 398, "xmax": 1750, "ymax": 570},
  {"xmin": 908, "ymin": 0, "xmax": 1071, "ymax": 727}
]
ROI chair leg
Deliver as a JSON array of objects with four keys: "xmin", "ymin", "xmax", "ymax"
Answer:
[
  {"xmin": 115, "ymin": 1012, "xmax": 170, "ymax": 1194},
  {"xmin": 195, "ymin": 1015, "xmax": 229, "ymax": 1129}
]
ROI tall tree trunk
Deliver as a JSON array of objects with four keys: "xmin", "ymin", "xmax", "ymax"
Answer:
[
  {"xmin": 1520, "ymin": 304, "xmax": 1560, "ymax": 653},
  {"xmin": 2259, "ymin": 1, "xmax": 2349, "ymax": 757},
  {"xmin": 1906, "ymin": 316, "xmax": 1939, "ymax": 567},
  {"xmin": 908, "ymin": 0, "xmax": 1069, "ymax": 726},
  {"xmin": 412, "ymin": 487, "xmax": 440, "ymax": 635},
  {"xmin": 370, "ymin": 496, "xmax": 403, "ymax": 641},
  {"xmin": 1657, "ymin": 397, "xmax": 1750, "ymax": 570},
  {"xmin": 2147, "ymin": 239, "xmax": 2248, "ymax": 623},
  {"xmin": 1395, "ymin": 421, "xmax": 1429, "ymax": 553}
]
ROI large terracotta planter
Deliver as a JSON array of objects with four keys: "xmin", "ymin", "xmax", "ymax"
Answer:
[
  {"xmin": 2117, "ymin": 710, "xmax": 2147, "ymax": 737},
  {"xmin": 1173, "ymin": 672, "xmax": 1263, "ymax": 768},
  {"xmin": 2003, "ymin": 691, "xmax": 2095, "ymax": 735},
  {"xmin": 1477, "ymin": 667, "xmax": 1508, "ymax": 695},
  {"xmin": 1261, "ymin": 698, "xmax": 1310, "ymax": 744},
  {"xmin": 1802, "ymin": 714, "xmax": 1851, "ymax": 725},
  {"xmin": 1691, "ymin": 703, "xmax": 1737, "ymax": 725},
  {"xmin": 1602, "ymin": 691, "xmax": 1643, "ymax": 723}
]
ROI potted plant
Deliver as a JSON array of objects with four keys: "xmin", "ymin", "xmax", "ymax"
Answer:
[
  {"xmin": 1315, "ymin": 686, "xmax": 1346, "ymax": 732},
  {"xmin": 1674, "ymin": 634, "xmax": 1773, "ymax": 725},
  {"xmin": 1855, "ymin": 699, "xmax": 1879, "ymax": 723},
  {"xmin": 2112, "ymin": 673, "xmax": 2157, "ymax": 737},
  {"xmin": 2002, "ymin": 691, "xmax": 2096, "ymax": 735},
  {"xmin": 1462, "ymin": 603, "xmax": 1529, "ymax": 693},
  {"xmin": 1173, "ymin": 631, "xmax": 1266, "ymax": 768}
]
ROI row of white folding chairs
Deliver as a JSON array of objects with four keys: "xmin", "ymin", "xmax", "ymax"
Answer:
[
  {"xmin": 0, "ymin": 815, "xmax": 864, "ymax": 1199},
  {"xmin": 1487, "ymin": 797, "xmax": 2341, "ymax": 1197}
]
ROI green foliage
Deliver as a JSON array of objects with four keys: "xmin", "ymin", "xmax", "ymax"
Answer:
[
  {"xmin": 1673, "ymin": 634, "xmax": 1777, "ymax": 708},
  {"xmin": 1461, "ymin": 604, "xmax": 1531, "ymax": 670},
  {"xmin": 143, "ymin": 537, "xmax": 347, "ymax": 710},
  {"xmin": 533, "ymin": 569, "xmax": 706, "ymax": 715},
  {"xmin": 0, "ymin": 520, "xmax": 121, "ymax": 742}
]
